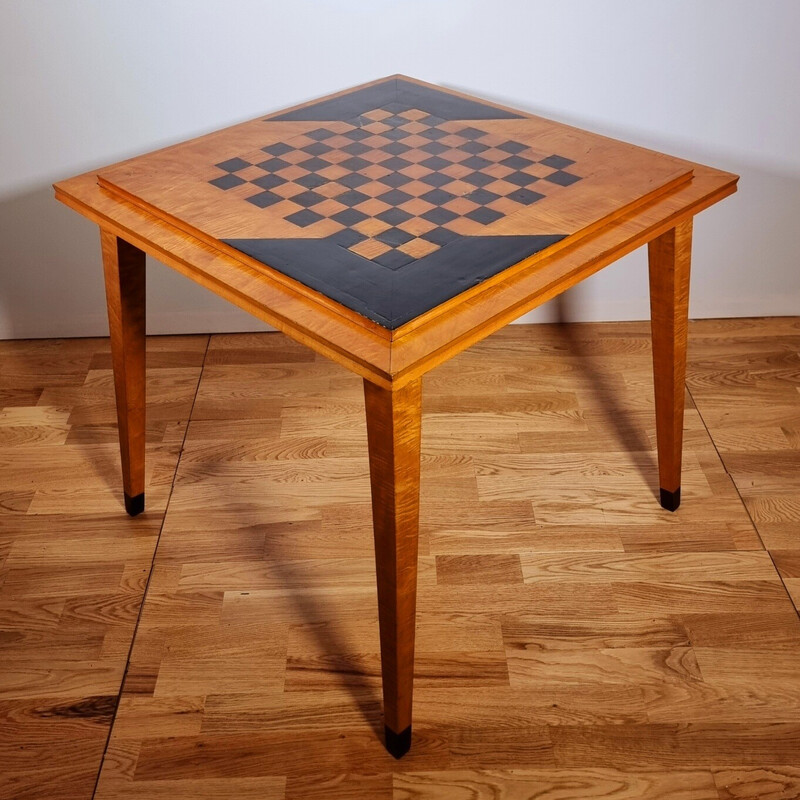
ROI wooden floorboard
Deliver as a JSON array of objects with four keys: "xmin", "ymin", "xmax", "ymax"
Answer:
[
  {"xmin": 1, "ymin": 319, "xmax": 798, "ymax": 799},
  {"xmin": 0, "ymin": 335, "xmax": 208, "ymax": 800}
]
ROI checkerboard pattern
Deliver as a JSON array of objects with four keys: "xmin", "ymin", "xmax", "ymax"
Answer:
[{"xmin": 208, "ymin": 106, "xmax": 582, "ymax": 269}]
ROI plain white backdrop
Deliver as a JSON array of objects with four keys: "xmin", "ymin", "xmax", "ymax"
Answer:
[{"xmin": 1, "ymin": 0, "xmax": 798, "ymax": 339}]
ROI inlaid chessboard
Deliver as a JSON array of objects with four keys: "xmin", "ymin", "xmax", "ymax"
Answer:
[{"xmin": 98, "ymin": 76, "xmax": 693, "ymax": 329}]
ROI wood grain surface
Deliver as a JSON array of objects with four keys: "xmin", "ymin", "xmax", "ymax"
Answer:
[
  {"xmin": 96, "ymin": 75, "xmax": 692, "ymax": 248},
  {"xmin": 101, "ymin": 232, "xmax": 147, "ymax": 511},
  {"xmin": 53, "ymin": 75, "xmax": 738, "ymax": 389},
  {"xmin": 364, "ymin": 378, "xmax": 423, "ymax": 744},
  {"xmin": 2, "ymin": 318, "xmax": 799, "ymax": 798},
  {"xmin": 54, "ymin": 170, "xmax": 738, "ymax": 391},
  {"xmin": 0, "ymin": 334, "xmax": 208, "ymax": 800},
  {"xmin": 649, "ymin": 219, "xmax": 693, "ymax": 501}
]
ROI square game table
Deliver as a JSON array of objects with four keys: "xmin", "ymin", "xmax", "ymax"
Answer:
[{"xmin": 54, "ymin": 76, "xmax": 738, "ymax": 758}]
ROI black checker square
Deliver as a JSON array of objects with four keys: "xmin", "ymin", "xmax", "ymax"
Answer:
[
  {"xmin": 379, "ymin": 172, "xmax": 413, "ymax": 188},
  {"xmin": 329, "ymin": 227, "xmax": 367, "ymax": 248},
  {"xmin": 508, "ymin": 187, "xmax": 545, "ymax": 205},
  {"xmin": 383, "ymin": 127, "xmax": 413, "ymax": 141},
  {"xmin": 457, "ymin": 126, "xmax": 486, "ymax": 140},
  {"xmin": 302, "ymin": 141, "xmax": 333, "ymax": 156},
  {"xmin": 372, "ymin": 249, "xmax": 415, "ymax": 269},
  {"xmin": 377, "ymin": 188, "xmax": 413, "ymax": 206},
  {"xmin": 461, "ymin": 155, "xmax": 492, "ymax": 170},
  {"xmin": 420, "ymin": 141, "xmax": 449, "ymax": 155},
  {"xmin": 261, "ymin": 141, "xmax": 294, "ymax": 156},
  {"xmin": 340, "ymin": 155, "xmax": 371, "ymax": 172},
  {"xmin": 210, "ymin": 173, "xmax": 245, "ymax": 190},
  {"xmin": 246, "ymin": 190, "xmax": 282, "ymax": 208},
  {"xmin": 298, "ymin": 156, "xmax": 329, "ymax": 172},
  {"xmin": 381, "ymin": 156, "xmax": 413, "ymax": 171},
  {"xmin": 465, "ymin": 206, "xmax": 504, "ymax": 225},
  {"xmin": 377, "ymin": 207, "xmax": 413, "ymax": 225},
  {"xmin": 307, "ymin": 127, "xmax": 337, "ymax": 141},
  {"xmin": 285, "ymin": 208, "xmax": 323, "ymax": 227},
  {"xmin": 420, "ymin": 126, "xmax": 448, "ymax": 140},
  {"xmin": 505, "ymin": 171, "xmax": 538, "ymax": 188},
  {"xmin": 497, "ymin": 140, "xmax": 528, "ymax": 155},
  {"xmin": 419, "ymin": 172, "xmax": 453, "ymax": 188},
  {"xmin": 338, "ymin": 172, "xmax": 371, "ymax": 189},
  {"xmin": 382, "ymin": 142, "xmax": 412, "ymax": 156},
  {"xmin": 545, "ymin": 170, "xmax": 582, "ymax": 186},
  {"xmin": 208, "ymin": 103, "xmax": 583, "ymax": 276},
  {"xmin": 258, "ymin": 157, "xmax": 291, "ymax": 172},
  {"xmin": 501, "ymin": 155, "xmax": 535, "ymax": 170},
  {"xmin": 342, "ymin": 140, "xmax": 371, "ymax": 156},
  {"xmin": 540, "ymin": 154, "xmax": 576, "ymax": 169},
  {"xmin": 467, "ymin": 188, "xmax": 501, "ymax": 206},
  {"xmin": 383, "ymin": 114, "xmax": 408, "ymax": 128},
  {"xmin": 251, "ymin": 173, "xmax": 287, "ymax": 191},
  {"xmin": 337, "ymin": 189, "xmax": 371, "ymax": 207},
  {"xmin": 216, "ymin": 157, "xmax": 251, "ymax": 172},
  {"xmin": 462, "ymin": 171, "xmax": 496, "ymax": 188},
  {"xmin": 376, "ymin": 227, "xmax": 415, "ymax": 247},
  {"xmin": 332, "ymin": 208, "xmax": 369, "ymax": 226},
  {"xmin": 422, "ymin": 207, "xmax": 458, "ymax": 225},
  {"xmin": 460, "ymin": 140, "xmax": 489, "ymax": 154},
  {"xmin": 295, "ymin": 172, "xmax": 328, "ymax": 190},
  {"xmin": 292, "ymin": 190, "xmax": 326, "ymax": 208},
  {"xmin": 420, "ymin": 188, "xmax": 456, "ymax": 206},
  {"xmin": 421, "ymin": 226, "xmax": 460, "ymax": 246},
  {"xmin": 344, "ymin": 127, "xmax": 371, "ymax": 141},
  {"xmin": 419, "ymin": 155, "xmax": 450, "ymax": 171}
]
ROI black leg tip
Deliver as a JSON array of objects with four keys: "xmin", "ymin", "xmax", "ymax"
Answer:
[
  {"xmin": 124, "ymin": 492, "xmax": 145, "ymax": 516},
  {"xmin": 385, "ymin": 725, "xmax": 411, "ymax": 759},
  {"xmin": 660, "ymin": 487, "xmax": 681, "ymax": 512}
]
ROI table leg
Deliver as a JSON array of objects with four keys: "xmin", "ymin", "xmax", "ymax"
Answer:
[
  {"xmin": 101, "ymin": 230, "xmax": 146, "ymax": 516},
  {"xmin": 363, "ymin": 378, "xmax": 422, "ymax": 759},
  {"xmin": 648, "ymin": 219, "xmax": 692, "ymax": 511}
]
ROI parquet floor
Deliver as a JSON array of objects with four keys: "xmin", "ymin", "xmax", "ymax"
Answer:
[{"xmin": 1, "ymin": 318, "xmax": 799, "ymax": 800}]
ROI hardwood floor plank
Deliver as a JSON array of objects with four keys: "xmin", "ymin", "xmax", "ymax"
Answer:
[
  {"xmin": 550, "ymin": 723, "xmax": 800, "ymax": 767},
  {"xmin": 713, "ymin": 766, "xmax": 800, "ymax": 800},
  {"xmin": 394, "ymin": 768, "xmax": 719, "ymax": 799},
  {"xmin": 0, "ymin": 335, "xmax": 207, "ymax": 800},
  {"xmin": 3, "ymin": 319, "xmax": 798, "ymax": 795}
]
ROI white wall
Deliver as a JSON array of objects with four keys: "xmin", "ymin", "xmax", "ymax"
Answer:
[{"xmin": 1, "ymin": 0, "xmax": 798, "ymax": 339}]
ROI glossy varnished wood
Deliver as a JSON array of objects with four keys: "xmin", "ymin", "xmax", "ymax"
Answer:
[
  {"xmin": 51, "ymin": 75, "xmax": 740, "ymax": 763},
  {"xmin": 53, "ymin": 75, "xmax": 739, "ymax": 389},
  {"xmin": 101, "ymin": 231, "xmax": 147, "ymax": 514},
  {"xmin": 363, "ymin": 379, "xmax": 423, "ymax": 756},
  {"xmin": 648, "ymin": 220, "xmax": 693, "ymax": 510}
]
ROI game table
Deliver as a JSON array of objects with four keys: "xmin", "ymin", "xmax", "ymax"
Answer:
[{"xmin": 54, "ymin": 76, "xmax": 738, "ymax": 758}]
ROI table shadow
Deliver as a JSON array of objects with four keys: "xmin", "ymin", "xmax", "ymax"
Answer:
[{"xmin": 551, "ymin": 291, "xmax": 659, "ymax": 500}]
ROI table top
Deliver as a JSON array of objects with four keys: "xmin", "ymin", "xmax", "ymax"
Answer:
[
  {"xmin": 55, "ymin": 76, "xmax": 737, "ymax": 387},
  {"xmin": 96, "ymin": 76, "xmax": 695, "ymax": 330}
]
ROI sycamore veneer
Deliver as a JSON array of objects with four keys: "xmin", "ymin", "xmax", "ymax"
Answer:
[{"xmin": 54, "ymin": 75, "xmax": 738, "ymax": 758}]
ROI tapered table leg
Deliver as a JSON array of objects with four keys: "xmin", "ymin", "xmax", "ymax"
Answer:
[
  {"xmin": 648, "ymin": 219, "xmax": 692, "ymax": 511},
  {"xmin": 101, "ymin": 230, "xmax": 146, "ymax": 516},
  {"xmin": 363, "ymin": 378, "xmax": 422, "ymax": 759}
]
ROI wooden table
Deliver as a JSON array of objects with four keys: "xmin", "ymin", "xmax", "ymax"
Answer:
[{"xmin": 54, "ymin": 75, "xmax": 738, "ymax": 758}]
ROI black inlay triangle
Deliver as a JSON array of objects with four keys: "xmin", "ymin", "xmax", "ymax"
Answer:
[
  {"xmin": 270, "ymin": 78, "xmax": 524, "ymax": 123},
  {"xmin": 222, "ymin": 234, "xmax": 566, "ymax": 329}
]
